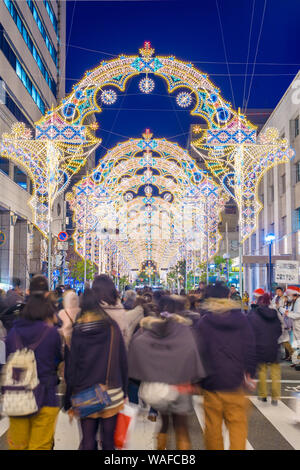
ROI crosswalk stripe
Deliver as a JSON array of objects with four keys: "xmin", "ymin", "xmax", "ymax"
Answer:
[
  {"xmin": 0, "ymin": 417, "xmax": 9, "ymax": 438},
  {"xmin": 192, "ymin": 396, "xmax": 253, "ymax": 450},
  {"xmin": 249, "ymin": 397, "xmax": 300, "ymax": 450}
]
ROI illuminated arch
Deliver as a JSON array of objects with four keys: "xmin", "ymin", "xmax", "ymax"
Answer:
[{"xmin": 67, "ymin": 132, "xmax": 226, "ymax": 270}]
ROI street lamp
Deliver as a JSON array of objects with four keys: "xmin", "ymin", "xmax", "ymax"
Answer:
[{"xmin": 265, "ymin": 233, "xmax": 276, "ymax": 294}]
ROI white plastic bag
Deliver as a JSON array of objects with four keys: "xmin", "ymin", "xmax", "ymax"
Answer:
[{"xmin": 139, "ymin": 382, "xmax": 179, "ymax": 410}]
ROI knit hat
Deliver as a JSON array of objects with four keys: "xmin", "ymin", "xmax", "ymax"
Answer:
[
  {"xmin": 253, "ymin": 288, "xmax": 265, "ymax": 297},
  {"xmin": 285, "ymin": 286, "xmax": 300, "ymax": 296}
]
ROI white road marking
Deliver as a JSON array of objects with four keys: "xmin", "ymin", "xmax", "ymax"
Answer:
[
  {"xmin": 249, "ymin": 397, "xmax": 300, "ymax": 450},
  {"xmin": 0, "ymin": 417, "xmax": 9, "ymax": 438},
  {"xmin": 192, "ymin": 396, "xmax": 253, "ymax": 450},
  {"xmin": 53, "ymin": 408, "xmax": 158, "ymax": 450},
  {"xmin": 253, "ymin": 380, "xmax": 300, "ymax": 383}
]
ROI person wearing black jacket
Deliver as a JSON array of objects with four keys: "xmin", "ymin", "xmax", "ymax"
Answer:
[
  {"xmin": 64, "ymin": 288, "xmax": 128, "ymax": 450},
  {"xmin": 248, "ymin": 293, "xmax": 282, "ymax": 405}
]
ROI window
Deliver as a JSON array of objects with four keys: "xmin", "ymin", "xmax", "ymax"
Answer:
[
  {"xmin": 0, "ymin": 158, "xmax": 9, "ymax": 175},
  {"xmin": 0, "ymin": 27, "xmax": 46, "ymax": 113},
  {"xmin": 297, "ymin": 208, "xmax": 300, "ymax": 230},
  {"xmin": 295, "ymin": 116, "xmax": 299, "ymax": 138},
  {"xmin": 281, "ymin": 174, "xmax": 286, "ymax": 194},
  {"xmin": 281, "ymin": 216, "xmax": 286, "ymax": 237},
  {"xmin": 14, "ymin": 166, "xmax": 27, "ymax": 190},
  {"xmin": 269, "ymin": 185, "xmax": 274, "ymax": 203},
  {"xmin": 296, "ymin": 162, "xmax": 300, "ymax": 183},
  {"xmin": 3, "ymin": 0, "xmax": 56, "ymax": 96},
  {"xmin": 26, "ymin": 0, "xmax": 57, "ymax": 66},
  {"xmin": 43, "ymin": 0, "xmax": 58, "ymax": 39}
]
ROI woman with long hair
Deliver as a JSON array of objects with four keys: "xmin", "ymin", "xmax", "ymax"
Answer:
[
  {"xmin": 5, "ymin": 275, "xmax": 63, "ymax": 450},
  {"xmin": 63, "ymin": 287, "xmax": 128, "ymax": 450},
  {"xmin": 91, "ymin": 275, "xmax": 127, "ymax": 340}
]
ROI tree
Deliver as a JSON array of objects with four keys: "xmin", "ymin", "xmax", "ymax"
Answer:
[{"xmin": 68, "ymin": 259, "xmax": 96, "ymax": 282}]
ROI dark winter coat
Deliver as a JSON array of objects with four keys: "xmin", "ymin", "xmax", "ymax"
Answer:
[
  {"xmin": 248, "ymin": 305, "xmax": 282, "ymax": 364},
  {"xmin": 5, "ymin": 318, "xmax": 62, "ymax": 408},
  {"xmin": 196, "ymin": 298, "xmax": 256, "ymax": 392},
  {"xmin": 128, "ymin": 314, "xmax": 206, "ymax": 385},
  {"xmin": 64, "ymin": 311, "xmax": 128, "ymax": 411}
]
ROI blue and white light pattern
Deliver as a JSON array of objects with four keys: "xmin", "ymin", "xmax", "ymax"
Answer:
[
  {"xmin": 101, "ymin": 89, "xmax": 117, "ymax": 105},
  {"xmin": 176, "ymin": 92, "xmax": 192, "ymax": 108},
  {"xmin": 139, "ymin": 77, "xmax": 155, "ymax": 94}
]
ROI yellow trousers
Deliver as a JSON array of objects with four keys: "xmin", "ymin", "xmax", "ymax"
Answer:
[
  {"xmin": 8, "ymin": 406, "xmax": 59, "ymax": 450},
  {"xmin": 258, "ymin": 363, "xmax": 281, "ymax": 400},
  {"xmin": 203, "ymin": 389, "xmax": 250, "ymax": 450}
]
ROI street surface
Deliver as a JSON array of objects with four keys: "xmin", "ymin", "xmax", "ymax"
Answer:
[{"xmin": 0, "ymin": 361, "xmax": 300, "ymax": 450}]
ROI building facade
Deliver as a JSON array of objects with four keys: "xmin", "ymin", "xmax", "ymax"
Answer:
[
  {"xmin": 0, "ymin": 0, "xmax": 66, "ymax": 290},
  {"xmin": 244, "ymin": 72, "xmax": 300, "ymax": 295}
]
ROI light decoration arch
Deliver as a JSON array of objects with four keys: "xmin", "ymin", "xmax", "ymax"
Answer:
[
  {"xmin": 67, "ymin": 131, "xmax": 226, "ymax": 271},
  {"xmin": 0, "ymin": 40, "xmax": 293, "ymax": 249}
]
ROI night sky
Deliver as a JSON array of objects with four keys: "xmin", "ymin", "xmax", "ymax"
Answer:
[{"xmin": 65, "ymin": 0, "xmax": 300, "ymax": 160}]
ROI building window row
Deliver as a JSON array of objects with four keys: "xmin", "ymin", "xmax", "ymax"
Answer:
[
  {"xmin": 0, "ymin": 78, "xmax": 32, "ymax": 128},
  {"xmin": 43, "ymin": 0, "xmax": 58, "ymax": 39},
  {"xmin": 0, "ymin": 26, "xmax": 46, "ymax": 114},
  {"xmin": 16, "ymin": 60, "xmax": 45, "ymax": 114},
  {"xmin": 3, "ymin": 0, "xmax": 56, "ymax": 97},
  {"xmin": 26, "ymin": 0, "xmax": 57, "ymax": 66}
]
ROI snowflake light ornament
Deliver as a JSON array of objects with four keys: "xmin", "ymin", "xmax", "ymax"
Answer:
[
  {"xmin": 139, "ymin": 77, "xmax": 155, "ymax": 94},
  {"xmin": 101, "ymin": 89, "xmax": 117, "ymax": 105},
  {"xmin": 176, "ymin": 92, "xmax": 192, "ymax": 108}
]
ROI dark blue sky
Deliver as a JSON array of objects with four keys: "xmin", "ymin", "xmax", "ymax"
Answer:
[{"xmin": 65, "ymin": 0, "xmax": 300, "ymax": 158}]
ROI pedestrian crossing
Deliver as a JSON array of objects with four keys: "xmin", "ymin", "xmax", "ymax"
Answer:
[{"xmin": 1, "ymin": 393, "xmax": 300, "ymax": 450}]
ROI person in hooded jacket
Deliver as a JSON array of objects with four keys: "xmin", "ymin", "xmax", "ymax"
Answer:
[
  {"xmin": 57, "ymin": 290, "xmax": 81, "ymax": 348},
  {"xmin": 63, "ymin": 287, "xmax": 128, "ymax": 450},
  {"xmin": 248, "ymin": 293, "xmax": 282, "ymax": 404},
  {"xmin": 128, "ymin": 295, "xmax": 206, "ymax": 450},
  {"xmin": 196, "ymin": 282, "xmax": 256, "ymax": 451},
  {"xmin": 122, "ymin": 289, "xmax": 144, "ymax": 347},
  {"xmin": 5, "ymin": 275, "xmax": 63, "ymax": 450}
]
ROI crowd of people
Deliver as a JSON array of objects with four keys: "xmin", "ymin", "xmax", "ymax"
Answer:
[{"xmin": 0, "ymin": 275, "xmax": 299, "ymax": 451}]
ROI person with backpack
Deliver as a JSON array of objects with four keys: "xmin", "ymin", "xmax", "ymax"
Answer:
[
  {"xmin": 128, "ymin": 295, "xmax": 206, "ymax": 450},
  {"xmin": 3, "ymin": 275, "xmax": 63, "ymax": 450},
  {"xmin": 63, "ymin": 287, "xmax": 128, "ymax": 450}
]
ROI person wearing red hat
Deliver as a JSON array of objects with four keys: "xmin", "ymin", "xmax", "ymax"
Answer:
[
  {"xmin": 284, "ymin": 287, "xmax": 300, "ymax": 362},
  {"xmin": 253, "ymin": 288, "xmax": 265, "ymax": 298},
  {"xmin": 271, "ymin": 287, "xmax": 294, "ymax": 361},
  {"xmin": 249, "ymin": 288, "xmax": 265, "ymax": 311}
]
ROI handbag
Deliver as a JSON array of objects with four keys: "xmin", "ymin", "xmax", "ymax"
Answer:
[{"xmin": 71, "ymin": 325, "xmax": 114, "ymax": 418}]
